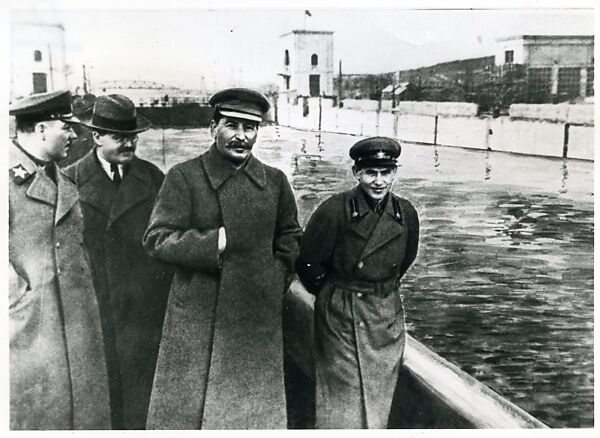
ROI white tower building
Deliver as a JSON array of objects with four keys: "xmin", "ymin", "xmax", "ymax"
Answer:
[
  {"xmin": 278, "ymin": 30, "xmax": 334, "ymax": 99},
  {"xmin": 10, "ymin": 21, "xmax": 69, "ymax": 101}
]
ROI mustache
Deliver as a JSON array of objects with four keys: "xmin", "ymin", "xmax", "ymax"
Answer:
[
  {"xmin": 226, "ymin": 140, "xmax": 251, "ymax": 150},
  {"xmin": 118, "ymin": 146, "xmax": 136, "ymax": 153}
]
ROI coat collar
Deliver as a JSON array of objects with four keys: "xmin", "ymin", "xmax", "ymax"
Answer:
[
  {"xmin": 75, "ymin": 149, "xmax": 152, "ymax": 188},
  {"xmin": 202, "ymin": 144, "xmax": 266, "ymax": 190},
  {"xmin": 9, "ymin": 139, "xmax": 40, "ymax": 185},
  {"xmin": 346, "ymin": 186, "xmax": 405, "ymax": 260},
  {"xmin": 72, "ymin": 149, "xmax": 153, "ymax": 226},
  {"xmin": 345, "ymin": 186, "xmax": 382, "ymax": 239},
  {"xmin": 10, "ymin": 140, "xmax": 79, "ymax": 223}
]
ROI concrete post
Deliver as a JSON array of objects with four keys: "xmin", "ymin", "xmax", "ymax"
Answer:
[
  {"xmin": 550, "ymin": 64, "xmax": 559, "ymax": 97},
  {"xmin": 563, "ymin": 123, "xmax": 570, "ymax": 158},
  {"xmin": 579, "ymin": 67, "xmax": 588, "ymax": 99}
]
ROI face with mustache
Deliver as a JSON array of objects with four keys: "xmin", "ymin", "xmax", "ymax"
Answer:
[
  {"xmin": 210, "ymin": 115, "xmax": 258, "ymax": 165},
  {"xmin": 93, "ymin": 131, "xmax": 138, "ymax": 165}
]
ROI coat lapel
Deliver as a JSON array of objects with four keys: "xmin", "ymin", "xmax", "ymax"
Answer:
[
  {"xmin": 9, "ymin": 140, "xmax": 56, "ymax": 206},
  {"xmin": 359, "ymin": 195, "xmax": 404, "ymax": 260},
  {"xmin": 73, "ymin": 150, "xmax": 115, "ymax": 215},
  {"xmin": 25, "ymin": 170, "xmax": 56, "ymax": 207},
  {"xmin": 108, "ymin": 157, "xmax": 152, "ymax": 226},
  {"xmin": 241, "ymin": 155, "xmax": 266, "ymax": 190},
  {"xmin": 202, "ymin": 145, "xmax": 238, "ymax": 190},
  {"xmin": 345, "ymin": 187, "xmax": 377, "ymax": 240},
  {"xmin": 202, "ymin": 145, "xmax": 266, "ymax": 191},
  {"xmin": 55, "ymin": 167, "xmax": 79, "ymax": 224}
]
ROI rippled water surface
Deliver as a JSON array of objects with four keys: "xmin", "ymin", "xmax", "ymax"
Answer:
[{"xmin": 137, "ymin": 125, "xmax": 594, "ymax": 428}]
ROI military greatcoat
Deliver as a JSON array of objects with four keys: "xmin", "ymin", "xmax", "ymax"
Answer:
[
  {"xmin": 142, "ymin": 144, "xmax": 302, "ymax": 429},
  {"xmin": 65, "ymin": 150, "xmax": 173, "ymax": 429},
  {"xmin": 8, "ymin": 140, "xmax": 111, "ymax": 430},
  {"xmin": 296, "ymin": 186, "xmax": 419, "ymax": 429}
]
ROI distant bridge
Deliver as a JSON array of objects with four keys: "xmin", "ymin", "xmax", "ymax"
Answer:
[{"xmin": 96, "ymin": 80, "xmax": 180, "ymax": 90}]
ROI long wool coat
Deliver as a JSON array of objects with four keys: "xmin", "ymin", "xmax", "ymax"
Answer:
[
  {"xmin": 8, "ymin": 140, "xmax": 111, "ymax": 430},
  {"xmin": 65, "ymin": 151, "xmax": 173, "ymax": 429},
  {"xmin": 143, "ymin": 145, "xmax": 302, "ymax": 429},
  {"xmin": 296, "ymin": 186, "xmax": 419, "ymax": 429}
]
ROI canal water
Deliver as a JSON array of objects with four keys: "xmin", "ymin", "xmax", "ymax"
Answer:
[{"xmin": 137, "ymin": 125, "xmax": 594, "ymax": 428}]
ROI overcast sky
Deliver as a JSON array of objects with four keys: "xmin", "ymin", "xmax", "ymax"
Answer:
[{"xmin": 7, "ymin": 1, "xmax": 596, "ymax": 91}]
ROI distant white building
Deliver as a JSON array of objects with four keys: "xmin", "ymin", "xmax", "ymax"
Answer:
[
  {"xmin": 381, "ymin": 82, "xmax": 411, "ymax": 100},
  {"xmin": 495, "ymin": 35, "xmax": 594, "ymax": 67},
  {"xmin": 495, "ymin": 35, "xmax": 594, "ymax": 101},
  {"xmin": 10, "ymin": 21, "xmax": 69, "ymax": 101},
  {"xmin": 278, "ymin": 30, "xmax": 334, "ymax": 99}
]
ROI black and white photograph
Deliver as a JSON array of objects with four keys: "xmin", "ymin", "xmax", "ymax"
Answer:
[{"xmin": 4, "ymin": 0, "xmax": 596, "ymax": 433}]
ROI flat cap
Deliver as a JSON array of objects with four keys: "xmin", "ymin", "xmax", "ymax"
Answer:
[
  {"xmin": 209, "ymin": 87, "xmax": 270, "ymax": 122},
  {"xmin": 9, "ymin": 89, "xmax": 78, "ymax": 122},
  {"xmin": 349, "ymin": 137, "xmax": 401, "ymax": 168}
]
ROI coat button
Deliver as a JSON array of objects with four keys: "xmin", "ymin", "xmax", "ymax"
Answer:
[
  {"xmin": 358, "ymin": 321, "xmax": 365, "ymax": 328},
  {"xmin": 356, "ymin": 292, "xmax": 363, "ymax": 298},
  {"xmin": 357, "ymin": 261, "xmax": 364, "ymax": 269},
  {"xmin": 57, "ymin": 268, "xmax": 61, "ymax": 275},
  {"xmin": 55, "ymin": 242, "xmax": 60, "ymax": 249}
]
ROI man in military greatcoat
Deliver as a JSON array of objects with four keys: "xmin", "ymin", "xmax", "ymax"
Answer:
[
  {"xmin": 143, "ymin": 87, "xmax": 302, "ymax": 429},
  {"xmin": 65, "ymin": 94, "xmax": 173, "ymax": 429},
  {"xmin": 8, "ymin": 90, "xmax": 111, "ymax": 430},
  {"xmin": 296, "ymin": 137, "xmax": 420, "ymax": 429}
]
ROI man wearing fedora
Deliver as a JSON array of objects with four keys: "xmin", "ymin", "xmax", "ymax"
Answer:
[
  {"xmin": 296, "ymin": 137, "xmax": 420, "ymax": 429},
  {"xmin": 9, "ymin": 90, "xmax": 111, "ymax": 429},
  {"xmin": 65, "ymin": 94, "xmax": 173, "ymax": 429},
  {"xmin": 143, "ymin": 87, "xmax": 302, "ymax": 429}
]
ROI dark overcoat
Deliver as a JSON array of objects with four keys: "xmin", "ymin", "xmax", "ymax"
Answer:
[
  {"xmin": 142, "ymin": 144, "xmax": 302, "ymax": 429},
  {"xmin": 8, "ymin": 140, "xmax": 111, "ymax": 430},
  {"xmin": 296, "ymin": 186, "xmax": 419, "ymax": 429},
  {"xmin": 65, "ymin": 150, "xmax": 173, "ymax": 429}
]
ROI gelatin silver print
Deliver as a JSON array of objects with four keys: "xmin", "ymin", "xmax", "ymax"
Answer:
[{"xmin": 6, "ymin": 0, "xmax": 594, "ymax": 431}]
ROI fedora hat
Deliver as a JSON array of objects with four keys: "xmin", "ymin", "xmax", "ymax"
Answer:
[{"xmin": 80, "ymin": 94, "xmax": 152, "ymax": 133}]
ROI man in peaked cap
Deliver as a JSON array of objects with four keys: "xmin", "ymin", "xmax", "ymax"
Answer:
[
  {"xmin": 8, "ymin": 90, "xmax": 111, "ymax": 429},
  {"xmin": 143, "ymin": 87, "xmax": 301, "ymax": 429},
  {"xmin": 64, "ymin": 94, "xmax": 173, "ymax": 429},
  {"xmin": 296, "ymin": 136, "xmax": 420, "ymax": 429}
]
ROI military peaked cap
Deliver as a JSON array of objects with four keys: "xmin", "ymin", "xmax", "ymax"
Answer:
[
  {"xmin": 9, "ymin": 89, "xmax": 78, "ymax": 122},
  {"xmin": 209, "ymin": 87, "xmax": 270, "ymax": 122},
  {"xmin": 349, "ymin": 137, "xmax": 401, "ymax": 168}
]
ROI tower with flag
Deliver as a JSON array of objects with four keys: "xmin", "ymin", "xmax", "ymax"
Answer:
[
  {"xmin": 278, "ymin": 22, "xmax": 334, "ymax": 100},
  {"xmin": 304, "ymin": 10, "xmax": 312, "ymax": 28}
]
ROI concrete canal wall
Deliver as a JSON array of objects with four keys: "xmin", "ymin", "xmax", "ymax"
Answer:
[{"xmin": 276, "ymin": 98, "xmax": 594, "ymax": 161}]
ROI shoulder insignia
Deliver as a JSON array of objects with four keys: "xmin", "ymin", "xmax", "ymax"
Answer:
[
  {"xmin": 10, "ymin": 164, "xmax": 33, "ymax": 184},
  {"xmin": 392, "ymin": 197, "xmax": 404, "ymax": 225},
  {"xmin": 350, "ymin": 196, "xmax": 360, "ymax": 221}
]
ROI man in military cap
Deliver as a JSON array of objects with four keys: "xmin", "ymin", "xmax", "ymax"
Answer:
[
  {"xmin": 64, "ymin": 94, "xmax": 173, "ymax": 429},
  {"xmin": 143, "ymin": 87, "xmax": 302, "ymax": 429},
  {"xmin": 296, "ymin": 136, "xmax": 420, "ymax": 429},
  {"xmin": 8, "ymin": 90, "xmax": 111, "ymax": 429}
]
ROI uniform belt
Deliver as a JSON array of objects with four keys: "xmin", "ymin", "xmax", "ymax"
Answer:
[{"xmin": 333, "ymin": 277, "xmax": 398, "ymax": 297}]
